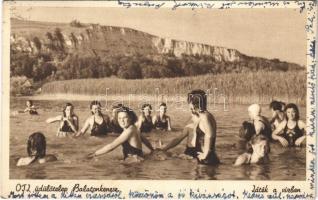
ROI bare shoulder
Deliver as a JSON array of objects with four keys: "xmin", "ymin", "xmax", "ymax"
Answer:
[{"xmin": 297, "ymin": 120, "xmax": 306, "ymax": 129}]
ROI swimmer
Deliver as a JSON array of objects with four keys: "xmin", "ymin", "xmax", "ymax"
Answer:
[
  {"xmin": 17, "ymin": 132, "xmax": 57, "ymax": 166},
  {"xmin": 159, "ymin": 113, "xmax": 199, "ymax": 160},
  {"xmin": 269, "ymin": 100, "xmax": 286, "ymax": 131},
  {"xmin": 136, "ymin": 103, "xmax": 154, "ymax": 133},
  {"xmin": 23, "ymin": 100, "xmax": 38, "ymax": 115},
  {"xmin": 272, "ymin": 103, "xmax": 306, "ymax": 147},
  {"xmin": 248, "ymin": 104, "xmax": 272, "ymax": 139},
  {"xmin": 46, "ymin": 103, "xmax": 78, "ymax": 137},
  {"xmin": 87, "ymin": 106, "xmax": 154, "ymax": 161},
  {"xmin": 234, "ymin": 134, "xmax": 270, "ymax": 166},
  {"xmin": 109, "ymin": 104, "xmax": 123, "ymax": 135},
  {"xmin": 153, "ymin": 103, "xmax": 172, "ymax": 131},
  {"xmin": 75, "ymin": 101, "xmax": 111, "ymax": 137}
]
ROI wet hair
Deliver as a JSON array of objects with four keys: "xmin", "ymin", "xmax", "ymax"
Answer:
[
  {"xmin": 63, "ymin": 102, "xmax": 74, "ymax": 117},
  {"xmin": 142, "ymin": 103, "xmax": 152, "ymax": 110},
  {"xmin": 250, "ymin": 134, "xmax": 270, "ymax": 154},
  {"xmin": 270, "ymin": 100, "xmax": 284, "ymax": 112},
  {"xmin": 27, "ymin": 132, "xmax": 46, "ymax": 159},
  {"xmin": 26, "ymin": 100, "xmax": 33, "ymax": 106},
  {"xmin": 239, "ymin": 121, "xmax": 256, "ymax": 141},
  {"xmin": 285, "ymin": 103, "xmax": 300, "ymax": 121},
  {"xmin": 187, "ymin": 90, "xmax": 207, "ymax": 112},
  {"xmin": 112, "ymin": 103, "xmax": 123, "ymax": 110},
  {"xmin": 117, "ymin": 106, "xmax": 138, "ymax": 124},
  {"xmin": 90, "ymin": 101, "xmax": 102, "ymax": 115},
  {"xmin": 159, "ymin": 102, "xmax": 167, "ymax": 108}
]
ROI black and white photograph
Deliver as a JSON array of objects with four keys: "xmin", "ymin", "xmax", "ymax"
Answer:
[{"xmin": 2, "ymin": 1, "xmax": 315, "ymax": 188}]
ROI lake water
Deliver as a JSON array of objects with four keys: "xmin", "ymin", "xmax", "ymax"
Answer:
[{"xmin": 9, "ymin": 98, "xmax": 306, "ymax": 180}]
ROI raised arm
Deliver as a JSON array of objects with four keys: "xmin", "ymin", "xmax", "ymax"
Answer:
[
  {"xmin": 46, "ymin": 115, "xmax": 62, "ymax": 123},
  {"xmin": 92, "ymin": 128, "xmax": 132, "ymax": 156}
]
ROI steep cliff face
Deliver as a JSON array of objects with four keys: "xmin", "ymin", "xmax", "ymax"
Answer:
[{"xmin": 11, "ymin": 19, "xmax": 242, "ymax": 62}]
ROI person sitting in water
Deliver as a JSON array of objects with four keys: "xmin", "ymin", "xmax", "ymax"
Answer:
[
  {"xmin": 234, "ymin": 134, "xmax": 270, "ymax": 166},
  {"xmin": 153, "ymin": 103, "xmax": 171, "ymax": 131},
  {"xmin": 136, "ymin": 103, "xmax": 154, "ymax": 133},
  {"xmin": 75, "ymin": 101, "xmax": 111, "ymax": 137},
  {"xmin": 46, "ymin": 103, "xmax": 79, "ymax": 137},
  {"xmin": 23, "ymin": 100, "xmax": 38, "ymax": 115},
  {"xmin": 17, "ymin": 132, "xmax": 57, "ymax": 166},
  {"xmin": 159, "ymin": 113, "xmax": 199, "ymax": 159},
  {"xmin": 272, "ymin": 103, "xmax": 306, "ymax": 147},
  {"xmin": 269, "ymin": 100, "xmax": 286, "ymax": 131},
  {"xmin": 87, "ymin": 106, "xmax": 154, "ymax": 161},
  {"xmin": 109, "ymin": 104, "xmax": 123, "ymax": 135},
  {"xmin": 248, "ymin": 104, "xmax": 272, "ymax": 140}
]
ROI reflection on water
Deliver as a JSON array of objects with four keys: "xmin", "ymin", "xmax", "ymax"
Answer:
[{"xmin": 9, "ymin": 99, "xmax": 306, "ymax": 180}]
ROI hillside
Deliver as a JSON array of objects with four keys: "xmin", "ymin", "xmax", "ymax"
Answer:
[{"xmin": 10, "ymin": 18, "xmax": 304, "ymax": 84}]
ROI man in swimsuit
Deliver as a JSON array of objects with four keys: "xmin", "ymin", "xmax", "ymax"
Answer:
[{"xmin": 248, "ymin": 104, "xmax": 272, "ymax": 140}]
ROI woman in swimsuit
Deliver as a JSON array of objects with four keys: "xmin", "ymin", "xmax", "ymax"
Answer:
[
  {"xmin": 153, "ymin": 103, "xmax": 172, "ymax": 131},
  {"xmin": 234, "ymin": 134, "xmax": 270, "ymax": 166},
  {"xmin": 76, "ymin": 101, "xmax": 111, "ymax": 137},
  {"xmin": 136, "ymin": 103, "xmax": 154, "ymax": 133},
  {"xmin": 248, "ymin": 104, "xmax": 272, "ymax": 139},
  {"xmin": 87, "ymin": 106, "xmax": 154, "ymax": 161},
  {"xmin": 272, "ymin": 103, "xmax": 306, "ymax": 147},
  {"xmin": 46, "ymin": 103, "xmax": 78, "ymax": 137},
  {"xmin": 17, "ymin": 132, "xmax": 57, "ymax": 166},
  {"xmin": 109, "ymin": 104, "xmax": 123, "ymax": 134},
  {"xmin": 269, "ymin": 101, "xmax": 286, "ymax": 131},
  {"xmin": 24, "ymin": 100, "xmax": 38, "ymax": 115}
]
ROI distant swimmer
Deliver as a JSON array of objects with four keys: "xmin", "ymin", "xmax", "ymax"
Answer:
[
  {"xmin": 234, "ymin": 134, "xmax": 270, "ymax": 166},
  {"xmin": 16, "ymin": 132, "xmax": 57, "ymax": 166},
  {"xmin": 46, "ymin": 103, "xmax": 79, "ymax": 137},
  {"xmin": 248, "ymin": 104, "xmax": 272, "ymax": 140},
  {"xmin": 272, "ymin": 103, "xmax": 306, "ymax": 147},
  {"xmin": 23, "ymin": 100, "xmax": 38, "ymax": 115},
  {"xmin": 153, "ymin": 103, "xmax": 171, "ymax": 131},
  {"xmin": 87, "ymin": 106, "xmax": 154, "ymax": 162},
  {"xmin": 269, "ymin": 100, "xmax": 286, "ymax": 131},
  {"xmin": 75, "ymin": 101, "xmax": 111, "ymax": 137},
  {"xmin": 136, "ymin": 103, "xmax": 154, "ymax": 133}
]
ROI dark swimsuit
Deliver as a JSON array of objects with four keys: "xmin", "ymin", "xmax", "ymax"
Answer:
[
  {"xmin": 122, "ymin": 141, "xmax": 143, "ymax": 159},
  {"xmin": 60, "ymin": 119, "xmax": 74, "ymax": 132},
  {"xmin": 91, "ymin": 116, "xmax": 109, "ymax": 136},
  {"xmin": 109, "ymin": 119, "xmax": 123, "ymax": 134},
  {"xmin": 281, "ymin": 122, "xmax": 304, "ymax": 147},
  {"xmin": 154, "ymin": 116, "xmax": 168, "ymax": 130},
  {"xmin": 254, "ymin": 117, "xmax": 272, "ymax": 140},
  {"xmin": 140, "ymin": 117, "xmax": 153, "ymax": 133},
  {"xmin": 184, "ymin": 126, "xmax": 220, "ymax": 165}
]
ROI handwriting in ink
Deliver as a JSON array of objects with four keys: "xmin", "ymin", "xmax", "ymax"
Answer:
[
  {"xmin": 307, "ymin": 40, "xmax": 316, "ymax": 59},
  {"xmin": 117, "ymin": 0, "xmax": 165, "ymax": 9}
]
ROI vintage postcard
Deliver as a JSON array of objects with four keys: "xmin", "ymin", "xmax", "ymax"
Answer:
[{"xmin": 1, "ymin": 0, "xmax": 317, "ymax": 199}]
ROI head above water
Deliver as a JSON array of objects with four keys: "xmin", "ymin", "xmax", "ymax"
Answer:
[
  {"xmin": 90, "ymin": 100, "xmax": 102, "ymax": 115},
  {"xmin": 26, "ymin": 100, "xmax": 33, "ymax": 107},
  {"xmin": 250, "ymin": 134, "xmax": 270, "ymax": 157},
  {"xmin": 269, "ymin": 100, "xmax": 285, "ymax": 112},
  {"xmin": 27, "ymin": 132, "xmax": 46, "ymax": 159},
  {"xmin": 158, "ymin": 102, "xmax": 167, "ymax": 115},
  {"xmin": 117, "ymin": 106, "xmax": 138, "ymax": 129},
  {"xmin": 63, "ymin": 102, "xmax": 74, "ymax": 117},
  {"xmin": 248, "ymin": 104, "xmax": 261, "ymax": 119},
  {"xmin": 187, "ymin": 89, "xmax": 207, "ymax": 113},
  {"xmin": 142, "ymin": 103, "xmax": 152, "ymax": 116},
  {"xmin": 285, "ymin": 103, "xmax": 300, "ymax": 121}
]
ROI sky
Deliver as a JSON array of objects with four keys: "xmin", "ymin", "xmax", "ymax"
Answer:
[{"xmin": 11, "ymin": 6, "xmax": 306, "ymax": 65}]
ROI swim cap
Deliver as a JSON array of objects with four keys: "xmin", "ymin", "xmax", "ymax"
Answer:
[{"xmin": 248, "ymin": 104, "xmax": 261, "ymax": 116}]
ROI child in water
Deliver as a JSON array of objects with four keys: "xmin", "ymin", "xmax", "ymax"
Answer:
[
  {"xmin": 153, "ymin": 103, "xmax": 172, "ymax": 131},
  {"xmin": 16, "ymin": 132, "xmax": 57, "ymax": 166},
  {"xmin": 23, "ymin": 100, "xmax": 38, "ymax": 115},
  {"xmin": 87, "ymin": 106, "xmax": 154, "ymax": 162},
  {"xmin": 234, "ymin": 134, "xmax": 270, "ymax": 166},
  {"xmin": 46, "ymin": 103, "xmax": 79, "ymax": 137}
]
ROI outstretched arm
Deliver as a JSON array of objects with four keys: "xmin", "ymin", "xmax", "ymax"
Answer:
[
  {"xmin": 272, "ymin": 121, "xmax": 288, "ymax": 147},
  {"xmin": 75, "ymin": 118, "xmax": 91, "ymax": 137},
  {"xmin": 140, "ymin": 135, "xmax": 154, "ymax": 152},
  {"xmin": 46, "ymin": 115, "xmax": 62, "ymax": 123},
  {"xmin": 92, "ymin": 129, "xmax": 132, "ymax": 157},
  {"xmin": 161, "ymin": 127, "xmax": 188, "ymax": 151}
]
